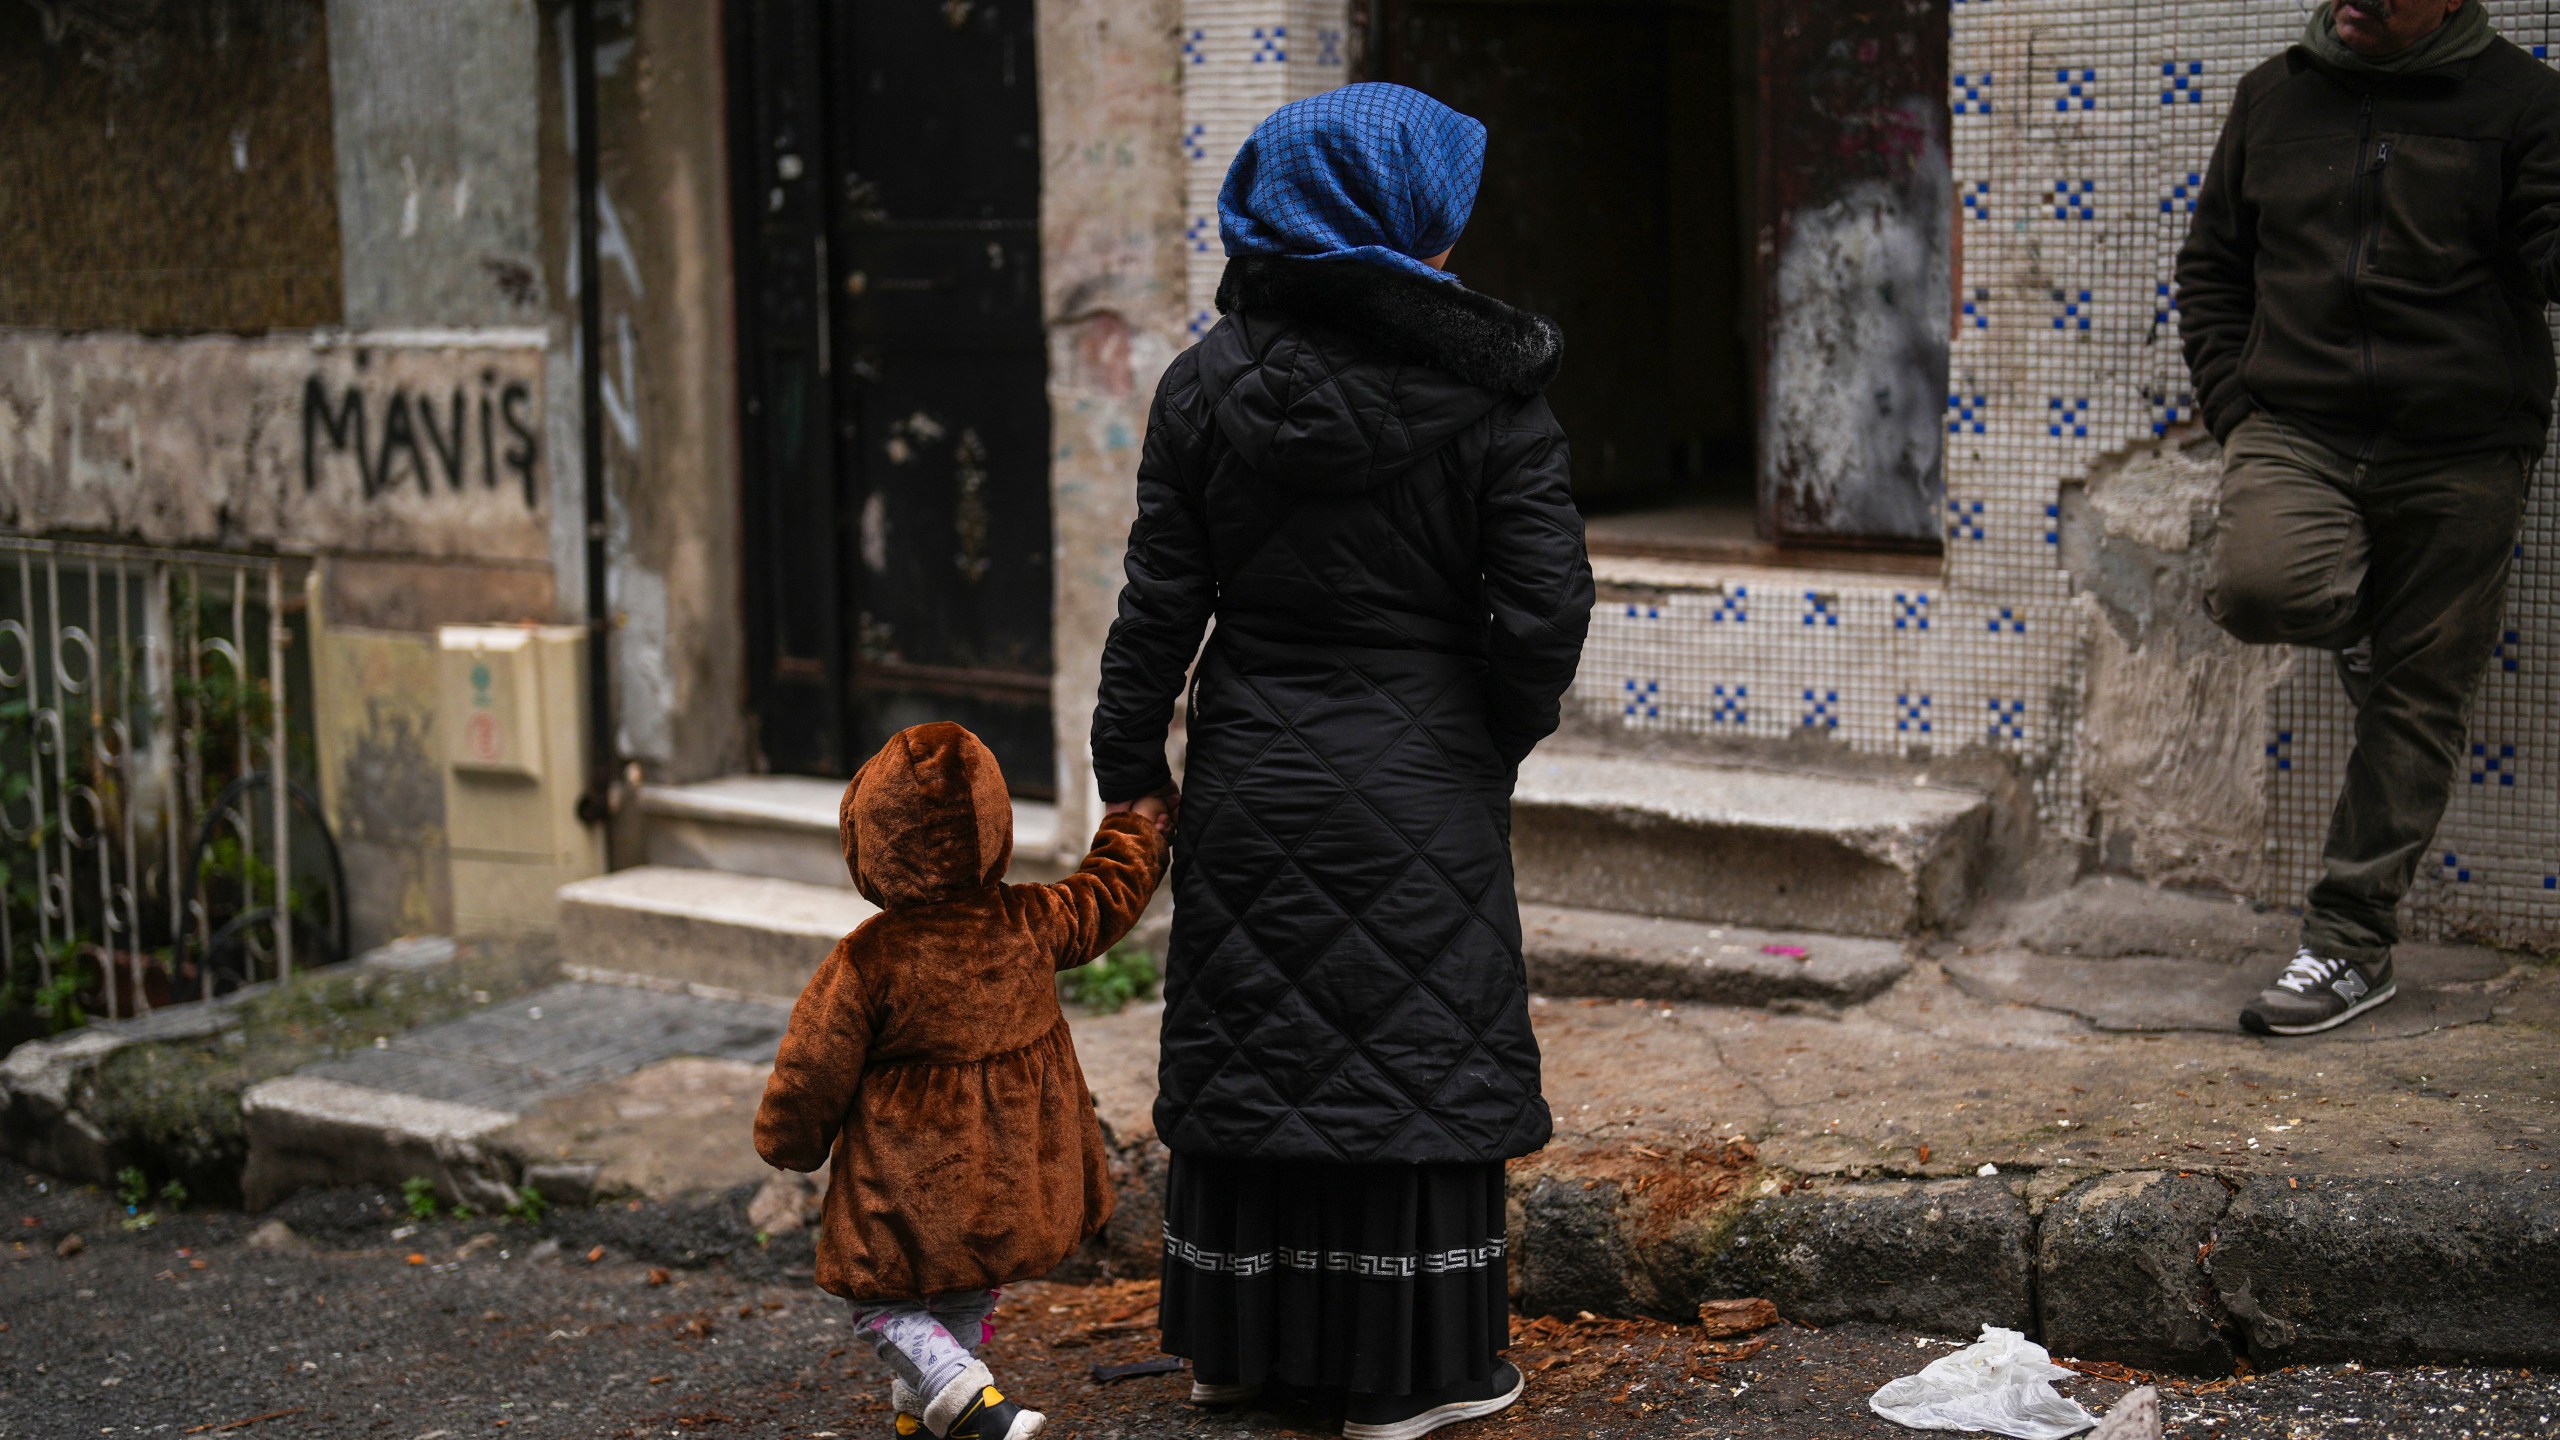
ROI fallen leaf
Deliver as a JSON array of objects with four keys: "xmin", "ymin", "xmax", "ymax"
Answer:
[
  {"xmin": 647, "ymin": 1267, "xmax": 671, "ymax": 1287},
  {"xmin": 404, "ymin": 1253, "xmax": 426, "ymax": 1266},
  {"xmin": 586, "ymin": 1246, "xmax": 607, "ymax": 1263}
]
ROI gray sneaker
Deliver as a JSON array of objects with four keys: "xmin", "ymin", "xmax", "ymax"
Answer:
[{"xmin": 2240, "ymin": 947, "xmax": 2396, "ymax": 1035}]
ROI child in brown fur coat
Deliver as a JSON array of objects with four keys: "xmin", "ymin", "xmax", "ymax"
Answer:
[{"xmin": 754, "ymin": 722, "xmax": 1169, "ymax": 1440}]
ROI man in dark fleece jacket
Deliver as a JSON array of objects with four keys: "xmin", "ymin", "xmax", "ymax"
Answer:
[{"xmin": 2178, "ymin": 0, "xmax": 2560, "ymax": 1035}]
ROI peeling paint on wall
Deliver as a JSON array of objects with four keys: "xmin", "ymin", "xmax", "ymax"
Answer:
[
  {"xmin": 2066, "ymin": 437, "xmax": 2288, "ymax": 891},
  {"xmin": 1762, "ymin": 172, "xmax": 1950, "ymax": 541}
]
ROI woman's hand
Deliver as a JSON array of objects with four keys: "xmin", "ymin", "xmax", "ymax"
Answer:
[{"xmin": 1103, "ymin": 782, "xmax": 1182, "ymax": 838}]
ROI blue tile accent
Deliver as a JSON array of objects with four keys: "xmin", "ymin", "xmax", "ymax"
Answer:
[
  {"xmin": 2052, "ymin": 288, "xmax": 2093, "ymax": 332},
  {"xmin": 2154, "ymin": 281, "xmax": 2178, "ymax": 327},
  {"xmin": 1896, "ymin": 693, "xmax": 1933, "ymax": 734},
  {"xmin": 1183, "ymin": 27, "xmax": 1207, "ymax": 64},
  {"xmin": 2470, "ymin": 742, "xmax": 2518, "ymax": 787},
  {"xmin": 2051, "ymin": 179, "xmax": 2096, "ymax": 221},
  {"xmin": 2045, "ymin": 502, "xmax": 2061, "ymax": 547},
  {"xmin": 1964, "ymin": 182, "xmax": 1993, "ymax": 222},
  {"xmin": 2153, "ymin": 392, "xmax": 2195, "ymax": 436},
  {"xmin": 1621, "ymin": 602, "xmax": 1664, "ymax": 622},
  {"xmin": 1802, "ymin": 592, "xmax": 1840, "ymax": 628},
  {"xmin": 2159, "ymin": 60, "xmax": 2204, "ymax": 104},
  {"xmin": 1962, "ymin": 286, "xmax": 1991, "ymax": 331},
  {"xmin": 1801, "ymin": 688, "xmax": 1841, "ymax": 731},
  {"xmin": 2444, "ymin": 852, "xmax": 2475, "ymax": 883},
  {"xmin": 1954, "ymin": 71, "xmax": 1993, "ymax": 116},
  {"xmin": 2047, "ymin": 396, "xmax": 2091, "ymax": 438},
  {"xmin": 1316, "ymin": 26, "xmax": 1343, "ymax": 66},
  {"xmin": 1710, "ymin": 683, "xmax": 1748, "ymax": 726},
  {"xmin": 2496, "ymin": 629, "xmax": 2521, "ymax": 673},
  {"xmin": 1947, "ymin": 499, "xmax": 1986, "ymax": 542},
  {"xmin": 1987, "ymin": 606, "xmax": 2027, "ymax": 635},
  {"xmin": 1987, "ymin": 697, "xmax": 2028, "ymax": 741},
  {"xmin": 2053, "ymin": 67, "xmax": 2096, "ymax": 112},
  {"xmin": 2267, "ymin": 729, "xmax": 2295, "ymax": 772},
  {"xmin": 1250, "ymin": 25, "xmax": 1287, "ymax": 64},
  {"xmin": 1622, "ymin": 677, "xmax": 1662, "ymax": 721},
  {"xmin": 1711, "ymin": 587, "xmax": 1749, "ymax": 624},
  {"xmin": 1948, "ymin": 393, "xmax": 1988, "ymax": 434},
  {"xmin": 1894, "ymin": 592, "xmax": 1932, "ymax": 630}
]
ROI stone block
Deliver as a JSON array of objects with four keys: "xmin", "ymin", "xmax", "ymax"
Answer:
[
  {"xmin": 1708, "ymin": 1178, "xmax": 2034, "ymax": 1335},
  {"xmin": 2037, "ymin": 1170, "xmax": 2236, "ymax": 1373},
  {"xmin": 2209, "ymin": 1172, "xmax": 2560, "ymax": 1366},
  {"xmin": 1511, "ymin": 746, "xmax": 1989, "ymax": 938}
]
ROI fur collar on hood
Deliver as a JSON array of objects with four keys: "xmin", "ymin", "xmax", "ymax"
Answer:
[
  {"xmin": 1215, "ymin": 255, "xmax": 1563, "ymax": 397},
  {"xmin": 839, "ymin": 722, "xmax": 1013, "ymax": 909}
]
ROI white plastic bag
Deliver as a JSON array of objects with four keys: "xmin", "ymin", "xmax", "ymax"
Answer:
[{"xmin": 1869, "ymin": 1325, "xmax": 2100, "ymax": 1439}]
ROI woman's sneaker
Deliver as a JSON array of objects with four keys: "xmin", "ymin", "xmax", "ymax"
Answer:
[
  {"xmin": 921, "ymin": 1362, "xmax": 1043, "ymax": 1440},
  {"xmin": 2240, "ymin": 947, "xmax": 2396, "ymax": 1035},
  {"xmin": 1342, "ymin": 1361, "xmax": 1524, "ymax": 1440},
  {"xmin": 1188, "ymin": 1379, "xmax": 1262, "ymax": 1408}
]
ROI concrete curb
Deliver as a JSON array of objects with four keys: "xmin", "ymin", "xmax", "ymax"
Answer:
[
  {"xmin": 239, "ymin": 1075, "xmax": 521, "ymax": 1212},
  {"xmin": 1505, "ymin": 1156, "xmax": 2560, "ymax": 1371}
]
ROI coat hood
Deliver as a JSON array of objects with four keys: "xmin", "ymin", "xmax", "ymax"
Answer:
[
  {"xmin": 1203, "ymin": 254, "xmax": 1563, "ymax": 495},
  {"xmin": 839, "ymin": 722, "xmax": 1013, "ymax": 908}
]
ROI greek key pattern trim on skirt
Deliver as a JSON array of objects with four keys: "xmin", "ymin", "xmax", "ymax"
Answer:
[{"xmin": 1163, "ymin": 1225, "xmax": 1506, "ymax": 1279}]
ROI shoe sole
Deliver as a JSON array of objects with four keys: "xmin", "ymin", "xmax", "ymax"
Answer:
[
  {"xmin": 1341, "ymin": 1370, "xmax": 1525, "ymax": 1440},
  {"xmin": 999, "ymin": 1411, "xmax": 1045, "ymax": 1440},
  {"xmin": 2243, "ymin": 982, "xmax": 2398, "ymax": 1036},
  {"xmin": 1188, "ymin": 1383, "xmax": 1261, "ymax": 1408}
]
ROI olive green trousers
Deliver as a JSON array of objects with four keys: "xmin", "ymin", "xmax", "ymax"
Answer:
[{"xmin": 2206, "ymin": 412, "xmax": 2530, "ymax": 963}]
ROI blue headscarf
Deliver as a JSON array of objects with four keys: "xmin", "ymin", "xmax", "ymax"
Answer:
[{"xmin": 1217, "ymin": 83, "xmax": 1487, "ymax": 283}]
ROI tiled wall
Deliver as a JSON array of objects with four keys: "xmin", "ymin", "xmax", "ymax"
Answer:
[
  {"xmin": 1179, "ymin": 0, "xmax": 1351, "ymax": 340},
  {"xmin": 1179, "ymin": 0, "xmax": 2560, "ymax": 946}
]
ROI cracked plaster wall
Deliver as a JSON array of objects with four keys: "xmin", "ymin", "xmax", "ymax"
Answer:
[{"xmin": 1041, "ymin": 0, "xmax": 1189, "ymax": 849}]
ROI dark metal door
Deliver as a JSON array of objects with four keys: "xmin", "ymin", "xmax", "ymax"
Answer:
[
  {"xmin": 730, "ymin": 0, "xmax": 846, "ymax": 774},
  {"xmin": 729, "ymin": 0, "xmax": 1054, "ymax": 791},
  {"xmin": 1755, "ymin": 0, "xmax": 1950, "ymax": 545}
]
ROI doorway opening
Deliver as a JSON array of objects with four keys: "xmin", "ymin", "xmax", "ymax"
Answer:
[
  {"xmin": 727, "ymin": 0, "xmax": 1056, "ymax": 795},
  {"xmin": 1374, "ymin": 0, "xmax": 1948, "ymax": 566}
]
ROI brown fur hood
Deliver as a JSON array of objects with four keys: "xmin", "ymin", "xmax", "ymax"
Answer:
[{"xmin": 840, "ymin": 721, "xmax": 1013, "ymax": 908}]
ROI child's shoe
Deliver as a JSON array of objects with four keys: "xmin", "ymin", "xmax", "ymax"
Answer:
[
  {"xmin": 923, "ymin": 1361, "xmax": 1044, "ymax": 1440},
  {"xmin": 891, "ymin": 1379, "xmax": 925, "ymax": 1436}
]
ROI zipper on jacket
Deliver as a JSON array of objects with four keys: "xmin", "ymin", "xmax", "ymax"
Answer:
[{"xmin": 2347, "ymin": 94, "xmax": 2382, "ymax": 461}]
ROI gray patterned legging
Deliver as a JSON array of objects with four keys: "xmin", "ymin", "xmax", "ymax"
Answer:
[{"xmin": 847, "ymin": 1288, "xmax": 1002, "ymax": 1399}]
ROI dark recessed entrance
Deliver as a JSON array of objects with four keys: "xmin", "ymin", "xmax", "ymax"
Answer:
[
  {"xmin": 1374, "ymin": 0, "xmax": 1948, "ymax": 563},
  {"xmin": 727, "ymin": 0, "xmax": 1055, "ymax": 793}
]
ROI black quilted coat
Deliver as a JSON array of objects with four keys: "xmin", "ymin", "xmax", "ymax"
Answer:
[{"xmin": 1091, "ymin": 254, "xmax": 1593, "ymax": 1164}]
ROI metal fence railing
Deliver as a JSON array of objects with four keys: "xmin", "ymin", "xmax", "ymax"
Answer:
[{"xmin": 0, "ymin": 537, "xmax": 343, "ymax": 1033}]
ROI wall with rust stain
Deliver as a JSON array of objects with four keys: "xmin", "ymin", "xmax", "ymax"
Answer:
[
  {"xmin": 0, "ymin": 0, "xmax": 344, "ymax": 330},
  {"xmin": 1040, "ymin": 0, "xmax": 1190, "ymax": 847}
]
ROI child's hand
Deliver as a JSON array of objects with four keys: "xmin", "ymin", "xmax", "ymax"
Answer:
[{"xmin": 1131, "ymin": 792, "xmax": 1173, "ymax": 837}]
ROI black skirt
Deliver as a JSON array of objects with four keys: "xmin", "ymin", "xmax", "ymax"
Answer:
[{"xmin": 1157, "ymin": 1153, "xmax": 1511, "ymax": 1397}]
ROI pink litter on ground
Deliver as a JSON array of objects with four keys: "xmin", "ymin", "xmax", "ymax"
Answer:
[{"xmin": 1761, "ymin": 945, "xmax": 1810, "ymax": 959}]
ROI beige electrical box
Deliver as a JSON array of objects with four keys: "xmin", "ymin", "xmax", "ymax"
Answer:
[{"xmin": 438, "ymin": 625, "xmax": 604, "ymax": 933}]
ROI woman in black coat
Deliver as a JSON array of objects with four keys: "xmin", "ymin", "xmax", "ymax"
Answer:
[{"xmin": 1092, "ymin": 84, "xmax": 1591, "ymax": 1438}]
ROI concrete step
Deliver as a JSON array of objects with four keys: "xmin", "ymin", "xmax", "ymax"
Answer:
[
  {"xmin": 1510, "ymin": 743, "xmax": 1991, "ymax": 938},
  {"xmin": 554, "ymin": 865, "xmax": 875, "ymax": 1000},
  {"xmin": 640, "ymin": 773, "xmax": 1067, "ymax": 889},
  {"xmin": 1520, "ymin": 902, "xmax": 1908, "ymax": 1008}
]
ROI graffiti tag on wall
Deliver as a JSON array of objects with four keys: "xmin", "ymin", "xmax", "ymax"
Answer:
[
  {"xmin": 302, "ymin": 371, "xmax": 540, "ymax": 507},
  {"xmin": 0, "ymin": 332, "xmax": 552, "ymax": 562}
]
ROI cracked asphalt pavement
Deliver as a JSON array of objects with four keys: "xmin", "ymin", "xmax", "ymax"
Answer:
[{"xmin": 4, "ymin": 1159, "xmax": 2555, "ymax": 1439}]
